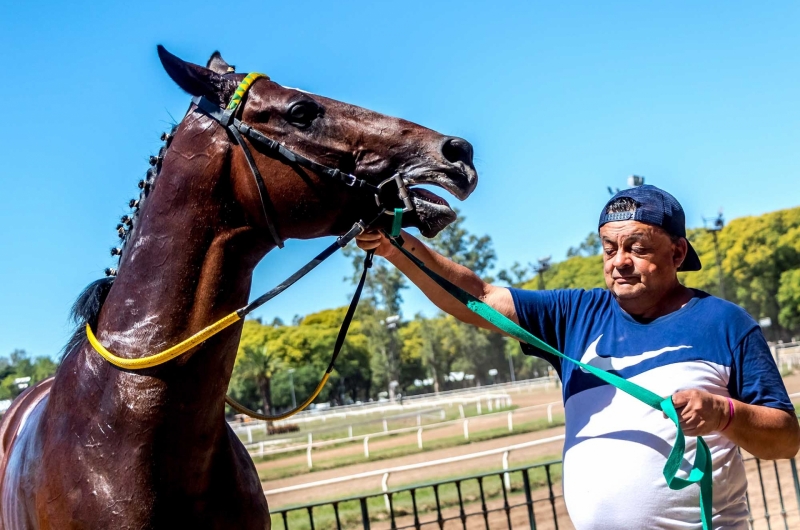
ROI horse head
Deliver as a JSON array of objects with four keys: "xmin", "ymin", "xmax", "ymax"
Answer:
[{"xmin": 157, "ymin": 46, "xmax": 478, "ymax": 244}]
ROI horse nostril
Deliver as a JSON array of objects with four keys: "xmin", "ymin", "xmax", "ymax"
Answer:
[{"xmin": 441, "ymin": 137, "xmax": 474, "ymax": 166}]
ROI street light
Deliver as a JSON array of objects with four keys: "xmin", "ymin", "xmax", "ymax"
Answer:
[
  {"xmin": 488, "ymin": 368, "xmax": 498, "ymax": 385},
  {"xmin": 503, "ymin": 336, "xmax": 516, "ymax": 383},
  {"xmin": 287, "ymin": 368, "xmax": 297, "ymax": 409},
  {"xmin": 703, "ymin": 210, "xmax": 725, "ymax": 299},
  {"xmin": 383, "ymin": 315, "xmax": 401, "ymax": 401},
  {"xmin": 534, "ymin": 257, "xmax": 551, "ymax": 290}
]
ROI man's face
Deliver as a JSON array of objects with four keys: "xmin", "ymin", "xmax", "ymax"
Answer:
[{"xmin": 600, "ymin": 221, "xmax": 687, "ymax": 303}]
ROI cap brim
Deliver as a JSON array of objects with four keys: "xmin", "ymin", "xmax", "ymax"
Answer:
[{"xmin": 679, "ymin": 240, "xmax": 702, "ymax": 272}]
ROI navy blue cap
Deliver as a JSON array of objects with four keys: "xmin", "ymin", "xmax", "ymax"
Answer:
[{"xmin": 599, "ymin": 185, "xmax": 701, "ymax": 271}]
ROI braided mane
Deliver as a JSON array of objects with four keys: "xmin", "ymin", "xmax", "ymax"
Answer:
[{"xmin": 60, "ymin": 125, "xmax": 177, "ymax": 360}]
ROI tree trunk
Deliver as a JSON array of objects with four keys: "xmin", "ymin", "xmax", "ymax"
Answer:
[{"xmin": 257, "ymin": 375, "xmax": 272, "ymax": 415}]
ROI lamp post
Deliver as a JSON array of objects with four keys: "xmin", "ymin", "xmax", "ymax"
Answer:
[
  {"xmin": 703, "ymin": 211, "xmax": 725, "ymax": 299},
  {"xmin": 384, "ymin": 315, "xmax": 401, "ymax": 402},
  {"xmin": 502, "ymin": 336, "xmax": 516, "ymax": 383},
  {"xmin": 288, "ymin": 368, "xmax": 297, "ymax": 409},
  {"xmin": 534, "ymin": 256, "xmax": 551, "ymax": 290}
]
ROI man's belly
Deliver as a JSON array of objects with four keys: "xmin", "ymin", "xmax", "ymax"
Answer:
[{"xmin": 562, "ymin": 364, "xmax": 749, "ymax": 530}]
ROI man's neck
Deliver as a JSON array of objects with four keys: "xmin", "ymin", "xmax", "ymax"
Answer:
[{"xmin": 618, "ymin": 284, "xmax": 694, "ymax": 322}]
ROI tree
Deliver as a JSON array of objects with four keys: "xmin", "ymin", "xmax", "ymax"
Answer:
[
  {"xmin": 567, "ymin": 232, "xmax": 602, "ymax": 258},
  {"xmin": 682, "ymin": 206, "xmax": 800, "ymax": 340},
  {"xmin": 428, "ymin": 208, "xmax": 497, "ymax": 280},
  {"xmin": 521, "ymin": 254, "xmax": 605, "ymax": 291},
  {"xmin": 0, "ymin": 349, "xmax": 58, "ymax": 401},
  {"xmin": 231, "ymin": 320, "xmax": 286, "ymax": 415},
  {"xmin": 777, "ymin": 269, "xmax": 800, "ymax": 332}
]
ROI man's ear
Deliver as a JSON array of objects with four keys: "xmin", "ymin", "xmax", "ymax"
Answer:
[
  {"xmin": 674, "ymin": 237, "xmax": 689, "ymax": 269},
  {"xmin": 206, "ymin": 51, "xmax": 235, "ymax": 75},
  {"xmin": 157, "ymin": 45, "xmax": 238, "ymax": 106}
]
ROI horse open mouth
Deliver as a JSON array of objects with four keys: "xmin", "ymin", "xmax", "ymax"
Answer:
[{"xmin": 405, "ymin": 171, "xmax": 475, "ymax": 237}]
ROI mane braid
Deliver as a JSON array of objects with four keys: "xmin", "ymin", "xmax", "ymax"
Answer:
[{"xmin": 61, "ymin": 124, "xmax": 178, "ymax": 362}]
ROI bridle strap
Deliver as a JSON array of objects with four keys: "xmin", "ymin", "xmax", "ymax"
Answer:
[
  {"xmin": 192, "ymin": 94, "xmax": 381, "ymax": 192},
  {"xmin": 191, "ymin": 76, "xmax": 385, "ymax": 249},
  {"xmin": 227, "ymin": 125, "xmax": 285, "ymax": 248},
  {"xmin": 225, "ymin": 248, "xmax": 375, "ymax": 421}
]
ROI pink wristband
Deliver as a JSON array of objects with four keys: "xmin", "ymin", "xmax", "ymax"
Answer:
[{"xmin": 721, "ymin": 397, "xmax": 735, "ymax": 432}]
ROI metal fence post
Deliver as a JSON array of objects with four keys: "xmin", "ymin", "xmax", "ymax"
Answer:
[
  {"xmin": 522, "ymin": 469, "xmax": 537, "ymax": 530},
  {"xmin": 417, "ymin": 428, "xmax": 423, "ymax": 449},
  {"xmin": 790, "ymin": 458, "xmax": 800, "ymax": 513},
  {"xmin": 463, "ymin": 419, "xmax": 469, "ymax": 440},
  {"xmin": 360, "ymin": 497, "xmax": 371, "ymax": 530},
  {"xmin": 364, "ymin": 436, "xmax": 370, "ymax": 458}
]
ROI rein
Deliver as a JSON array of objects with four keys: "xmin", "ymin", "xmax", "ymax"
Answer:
[
  {"xmin": 86, "ymin": 73, "xmax": 408, "ymax": 421},
  {"xmin": 384, "ymin": 229, "xmax": 714, "ymax": 529}
]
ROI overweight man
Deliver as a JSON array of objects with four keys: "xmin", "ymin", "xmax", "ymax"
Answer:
[{"xmin": 357, "ymin": 185, "xmax": 800, "ymax": 529}]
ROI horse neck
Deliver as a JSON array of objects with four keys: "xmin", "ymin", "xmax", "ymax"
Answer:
[{"xmin": 75, "ymin": 119, "xmax": 273, "ymax": 426}]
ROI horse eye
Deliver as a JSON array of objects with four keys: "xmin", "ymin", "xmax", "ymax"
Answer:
[{"xmin": 287, "ymin": 102, "xmax": 320, "ymax": 126}]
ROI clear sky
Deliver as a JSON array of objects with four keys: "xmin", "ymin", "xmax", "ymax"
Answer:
[{"xmin": 1, "ymin": 1, "xmax": 799, "ymax": 357}]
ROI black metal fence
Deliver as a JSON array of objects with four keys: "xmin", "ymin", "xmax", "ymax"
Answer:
[{"xmin": 270, "ymin": 455, "xmax": 800, "ymax": 530}]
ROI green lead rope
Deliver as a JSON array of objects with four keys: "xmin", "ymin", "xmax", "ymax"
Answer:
[
  {"xmin": 386, "ymin": 233, "xmax": 713, "ymax": 529},
  {"xmin": 391, "ymin": 208, "xmax": 404, "ymax": 237}
]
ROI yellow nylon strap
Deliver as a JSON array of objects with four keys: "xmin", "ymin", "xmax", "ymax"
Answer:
[
  {"xmin": 85, "ymin": 311, "xmax": 241, "ymax": 370},
  {"xmin": 225, "ymin": 372, "xmax": 331, "ymax": 421},
  {"xmin": 226, "ymin": 73, "xmax": 269, "ymax": 111}
]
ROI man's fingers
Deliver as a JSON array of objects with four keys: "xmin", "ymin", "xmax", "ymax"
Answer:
[{"xmin": 671, "ymin": 392, "xmax": 690, "ymax": 408}]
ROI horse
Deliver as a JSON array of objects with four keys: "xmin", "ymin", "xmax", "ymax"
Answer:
[{"xmin": 0, "ymin": 46, "xmax": 477, "ymax": 529}]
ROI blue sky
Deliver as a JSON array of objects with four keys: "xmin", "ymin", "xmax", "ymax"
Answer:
[{"xmin": 1, "ymin": 2, "xmax": 799, "ymax": 357}]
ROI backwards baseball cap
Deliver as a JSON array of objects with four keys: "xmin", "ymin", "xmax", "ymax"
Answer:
[{"xmin": 598, "ymin": 184, "xmax": 702, "ymax": 272}]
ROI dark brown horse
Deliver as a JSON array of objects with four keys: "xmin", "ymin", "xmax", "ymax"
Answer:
[{"xmin": 0, "ymin": 47, "xmax": 477, "ymax": 529}]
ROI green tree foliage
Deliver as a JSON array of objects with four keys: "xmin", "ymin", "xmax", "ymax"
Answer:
[
  {"xmin": 0, "ymin": 350, "xmax": 57, "ymax": 401},
  {"xmin": 777, "ymin": 269, "xmax": 800, "ymax": 331},
  {"xmin": 229, "ymin": 310, "xmax": 373, "ymax": 413},
  {"xmin": 567, "ymin": 232, "xmax": 602, "ymax": 258},
  {"xmin": 520, "ymin": 255, "xmax": 605, "ymax": 291},
  {"xmin": 681, "ymin": 206, "xmax": 800, "ymax": 339},
  {"xmin": 428, "ymin": 209, "xmax": 497, "ymax": 280}
]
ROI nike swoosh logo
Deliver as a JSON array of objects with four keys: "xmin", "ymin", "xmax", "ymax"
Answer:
[{"xmin": 579, "ymin": 334, "xmax": 692, "ymax": 373}]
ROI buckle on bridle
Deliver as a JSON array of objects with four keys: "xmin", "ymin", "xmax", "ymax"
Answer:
[{"xmin": 375, "ymin": 174, "xmax": 414, "ymax": 215}]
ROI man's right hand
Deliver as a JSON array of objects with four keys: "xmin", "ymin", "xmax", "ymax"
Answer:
[{"xmin": 355, "ymin": 230, "xmax": 397, "ymax": 258}]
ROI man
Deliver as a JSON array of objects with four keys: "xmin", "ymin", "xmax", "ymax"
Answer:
[{"xmin": 356, "ymin": 185, "xmax": 800, "ymax": 529}]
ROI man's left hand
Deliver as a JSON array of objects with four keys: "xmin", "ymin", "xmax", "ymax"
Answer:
[{"xmin": 671, "ymin": 389, "xmax": 729, "ymax": 436}]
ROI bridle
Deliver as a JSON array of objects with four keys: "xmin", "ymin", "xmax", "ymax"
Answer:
[
  {"xmin": 86, "ymin": 73, "xmax": 413, "ymax": 421},
  {"xmin": 190, "ymin": 73, "xmax": 414, "ymax": 249}
]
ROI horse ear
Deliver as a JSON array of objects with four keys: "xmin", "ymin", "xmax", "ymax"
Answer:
[
  {"xmin": 157, "ymin": 45, "xmax": 237, "ymax": 106},
  {"xmin": 206, "ymin": 51, "xmax": 235, "ymax": 75}
]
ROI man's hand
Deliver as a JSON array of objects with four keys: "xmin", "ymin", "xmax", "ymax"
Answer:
[
  {"xmin": 671, "ymin": 389, "xmax": 729, "ymax": 436},
  {"xmin": 355, "ymin": 230, "xmax": 396, "ymax": 258}
]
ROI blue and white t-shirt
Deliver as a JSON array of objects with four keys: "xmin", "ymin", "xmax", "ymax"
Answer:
[{"xmin": 510, "ymin": 287, "xmax": 793, "ymax": 530}]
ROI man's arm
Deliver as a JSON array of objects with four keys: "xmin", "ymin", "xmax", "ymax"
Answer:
[
  {"xmin": 671, "ymin": 390, "xmax": 800, "ymax": 460},
  {"xmin": 355, "ymin": 230, "xmax": 517, "ymax": 331}
]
